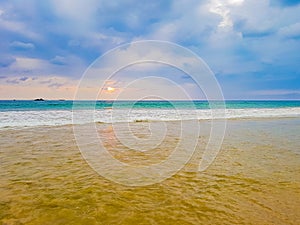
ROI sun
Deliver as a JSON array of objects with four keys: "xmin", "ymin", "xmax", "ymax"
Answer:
[{"xmin": 107, "ymin": 87, "xmax": 115, "ymax": 92}]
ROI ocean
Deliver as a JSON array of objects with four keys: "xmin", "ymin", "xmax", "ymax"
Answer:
[{"xmin": 1, "ymin": 100, "xmax": 300, "ymax": 128}]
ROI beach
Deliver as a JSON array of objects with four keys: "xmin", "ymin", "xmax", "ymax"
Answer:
[
  {"xmin": 1, "ymin": 117, "xmax": 299, "ymax": 224},
  {"xmin": 2, "ymin": 0, "xmax": 300, "ymax": 224}
]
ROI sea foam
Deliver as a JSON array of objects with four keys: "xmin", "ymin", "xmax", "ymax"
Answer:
[{"xmin": 1, "ymin": 107, "xmax": 300, "ymax": 129}]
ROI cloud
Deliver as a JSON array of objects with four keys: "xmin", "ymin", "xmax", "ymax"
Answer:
[
  {"xmin": 19, "ymin": 76, "xmax": 29, "ymax": 81},
  {"xmin": 12, "ymin": 57, "xmax": 48, "ymax": 72},
  {"xmin": 10, "ymin": 41, "xmax": 35, "ymax": 50},
  {"xmin": 0, "ymin": 75, "xmax": 78, "ymax": 99},
  {"xmin": 4, "ymin": 76, "xmax": 31, "ymax": 84},
  {"xmin": 0, "ymin": 75, "xmax": 76, "ymax": 87},
  {"xmin": 209, "ymin": 0, "xmax": 244, "ymax": 28},
  {"xmin": 50, "ymin": 0, "xmax": 99, "ymax": 35},
  {"xmin": 0, "ymin": 0, "xmax": 299, "ymax": 99},
  {"xmin": 50, "ymin": 56, "xmax": 67, "ymax": 65},
  {"xmin": 48, "ymin": 82, "xmax": 66, "ymax": 88},
  {"xmin": 6, "ymin": 79, "xmax": 20, "ymax": 84},
  {"xmin": 0, "ymin": 55, "xmax": 15, "ymax": 67},
  {"xmin": 278, "ymin": 22, "xmax": 300, "ymax": 38},
  {"xmin": 0, "ymin": 55, "xmax": 87, "ymax": 80},
  {"xmin": 0, "ymin": 2, "xmax": 41, "ymax": 40},
  {"xmin": 37, "ymin": 77, "xmax": 68, "ymax": 89}
]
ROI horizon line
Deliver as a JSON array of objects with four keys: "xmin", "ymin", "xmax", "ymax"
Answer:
[{"xmin": 1, "ymin": 99, "xmax": 300, "ymax": 101}]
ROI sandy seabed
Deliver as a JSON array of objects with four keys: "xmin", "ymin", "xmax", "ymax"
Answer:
[{"xmin": 0, "ymin": 118, "xmax": 299, "ymax": 225}]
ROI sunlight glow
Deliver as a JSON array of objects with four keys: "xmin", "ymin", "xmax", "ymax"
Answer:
[{"xmin": 107, "ymin": 87, "xmax": 115, "ymax": 92}]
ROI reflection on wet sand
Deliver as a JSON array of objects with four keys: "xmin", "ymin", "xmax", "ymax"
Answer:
[{"xmin": 0, "ymin": 118, "xmax": 299, "ymax": 224}]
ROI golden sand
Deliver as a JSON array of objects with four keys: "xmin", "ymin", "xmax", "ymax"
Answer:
[{"xmin": 0, "ymin": 118, "xmax": 299, "ymax": 224}]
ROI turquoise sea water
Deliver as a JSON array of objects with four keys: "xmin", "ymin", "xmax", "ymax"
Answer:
[
  {"xmin": 1, "ymin": 100, "xmax": 300, "ymax": 128},
  {"xmin": 0, "ymin": 100, "xmax": 300, "ymax": 111}
]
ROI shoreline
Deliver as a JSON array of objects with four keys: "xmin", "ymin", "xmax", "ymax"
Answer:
[{"xmin": 1, "ymin": 115, "xmax": 300, "ymax": 131}]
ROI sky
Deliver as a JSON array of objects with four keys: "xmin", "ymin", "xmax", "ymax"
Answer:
[{"xmin": 0, "ymin": 0, "xmax": 300, "ymax": 100}]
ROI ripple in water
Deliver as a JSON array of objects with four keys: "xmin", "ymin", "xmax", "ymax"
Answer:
[{"xmin": 0, "ymin": 118, "xmax": 299, "ymax": 224}]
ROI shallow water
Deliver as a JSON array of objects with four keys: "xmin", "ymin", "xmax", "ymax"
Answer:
[{"xmin": 0, "ymin": 118, "xmax": 299, "ymax": 224}]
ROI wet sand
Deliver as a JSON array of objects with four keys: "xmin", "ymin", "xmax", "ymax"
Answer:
[{"xmin": 0, "ymin": 118, "xmax": 299, "ymax": 224}]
